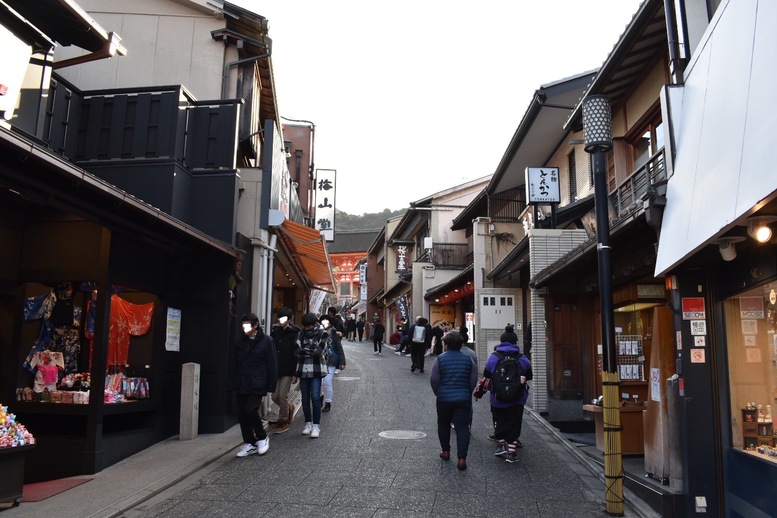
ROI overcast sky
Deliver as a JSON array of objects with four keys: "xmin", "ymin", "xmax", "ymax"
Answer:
[{"xmin": 235, "ymin": 0, "xmax": 644, "ymax": 215}]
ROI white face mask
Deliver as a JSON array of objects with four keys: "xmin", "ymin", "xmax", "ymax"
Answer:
[
  {"xmin": 242, "ymin": 323, "xmax": 253, "ymax": 333},
  {"xmin": 320, "ymin": 319, "xmax": 330, "ymax": 329},
  {"xmin": 278, "ymin": 316, "xmax": 289, "ymax": 325}
]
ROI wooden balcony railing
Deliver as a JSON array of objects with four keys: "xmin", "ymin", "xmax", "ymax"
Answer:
[
  {"xmin": 429, "ymin": 243, "xmax": 471, "ymax": 269},
  {"xmin": 609, "ymin": 149, "xmax": 666, "ymax": 218}
]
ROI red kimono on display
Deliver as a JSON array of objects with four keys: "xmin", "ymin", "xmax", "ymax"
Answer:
[{"xmin": 107, "ymin": 294, "xmax": 154, "ymax": 367}]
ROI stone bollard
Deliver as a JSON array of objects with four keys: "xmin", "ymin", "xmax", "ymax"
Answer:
[{"xmin": 180, "ymin": 362, "xmax": 200, "ymax": 440}]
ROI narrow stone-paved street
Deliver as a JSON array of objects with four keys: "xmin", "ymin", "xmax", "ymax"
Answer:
[{"xmin": 125, "ymin": 338, "xmax": 634, "ymax": 517}]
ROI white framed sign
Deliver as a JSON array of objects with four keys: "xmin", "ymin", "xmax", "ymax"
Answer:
[
  {"xmin": 314, "ymin": 169, "xmax": 336, "ymax": 241},
  {"xmin": 525, "ymin": 167, "xmax": 560, "ymax": 204}
]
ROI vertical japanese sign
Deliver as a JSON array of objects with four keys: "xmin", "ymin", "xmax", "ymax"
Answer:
[
  {"xmin": 359, "ymin": 264, "xmax": 367, "ymax": 301},
  {"xmin": 315, "ymin": 169, "xmax": 336, "ymax": 241},
  {"xmin": 395, "ymin": 295, "xmax": 409, "ymax": 324},
  {"xmin": 395, "ymin": 245, "xmax": 410, "ymax": 273},
  {"xmin": 525, "ymin": 167, "xmax": 560, "ymax": 204}
]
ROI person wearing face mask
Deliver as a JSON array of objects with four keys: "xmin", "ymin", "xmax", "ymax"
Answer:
[
  {"xmin": 229, "ymin": 313, "xmax": 277, "ymax": 457},
  {"xmin": 319, "ymin": 315, "xmax": 346, "ymax": 413},
  {"xmin": 293, "ymin": 312, "xmax": 329, "ymax": 438},
  {"xmin": 270, "ymin": 307, "xmax": 299, "ymax": 434}
]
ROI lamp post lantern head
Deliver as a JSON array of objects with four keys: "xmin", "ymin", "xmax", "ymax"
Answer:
[{"xmin": 582, "ymin": 94, "xmax": 613, "ymax": 154}]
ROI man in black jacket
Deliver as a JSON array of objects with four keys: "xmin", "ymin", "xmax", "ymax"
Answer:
[
  {"xmin": 271, "ymin": 307, "xmax": 298, "ymax": 434},
  {"xmin": 326, "ymin": 306, "xmax": 345, "ymax": 337},
  {"xmin": 230, "ymin": 313, "xmax": 277, "ymax": 457}
]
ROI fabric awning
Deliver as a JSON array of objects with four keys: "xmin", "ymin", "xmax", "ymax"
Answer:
[{"xmin": 276, "ymin": 219, "xmax": 335, "ymax": 293}]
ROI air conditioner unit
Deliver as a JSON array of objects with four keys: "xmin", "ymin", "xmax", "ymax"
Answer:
[{"xmin": 423, "ymin": 237, "xmax": 433, "ymax": 249}]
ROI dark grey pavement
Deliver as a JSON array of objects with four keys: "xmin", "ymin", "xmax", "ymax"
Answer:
[{"xmin": 5, "ymin": 339, "xmax": 660, "ymax": 518}]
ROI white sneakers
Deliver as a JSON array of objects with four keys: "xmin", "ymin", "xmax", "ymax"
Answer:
[
  {"xmin": 303, "ymin": 422, "xmax": 320, "ymax": 437},
  {"xmin": 256, "ymin": 437, "xmax": 269, "ymax": 455},
  {"xmin": 236, "ymin": 443, "xmax": 257, "ymax": 457},
  {"xmin": 236, "ymin": 437, "xmax": 269, "ymax": 457}
]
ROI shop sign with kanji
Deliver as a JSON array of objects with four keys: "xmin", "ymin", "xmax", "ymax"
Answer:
[{"xmin": 525, "ymin": 167, "xmax": 560, "ymax": 204}]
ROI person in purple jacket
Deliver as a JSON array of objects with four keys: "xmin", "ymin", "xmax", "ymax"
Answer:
[{"xmin": 476, "ymin": 324, "xmax": 532, "ymax": 464}]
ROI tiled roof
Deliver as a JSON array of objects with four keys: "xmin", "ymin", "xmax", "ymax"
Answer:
[{"xmin": 327, "ymin": 229, "xmax": 381, "ymax": 254}]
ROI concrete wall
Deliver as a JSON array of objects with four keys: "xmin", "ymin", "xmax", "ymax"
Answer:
[{"xmin": 55, "ymin": 0, "xmax": 226, "ymax": 100}]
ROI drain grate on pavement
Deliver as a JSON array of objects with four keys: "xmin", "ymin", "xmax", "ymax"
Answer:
[{"xmin": 379, "ymin": 430, "xmax": 427, "ymax": 440}]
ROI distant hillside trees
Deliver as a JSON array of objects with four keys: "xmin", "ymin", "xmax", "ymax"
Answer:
[{"xmin": 335, "ymin": 208, "xmax": 406, "ymax": 230}]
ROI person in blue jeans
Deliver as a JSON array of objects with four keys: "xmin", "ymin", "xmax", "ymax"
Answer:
[
  {"xmin": 319, "ymin": 315, "xmax": 346, "ymax": 412},
  {"xmin": 429, "ymin": 331, "xmax": 478, "ymax": 471},
  {"xmin": 293, "ymin": 312, "xmax": 328, "ymax": 438}
]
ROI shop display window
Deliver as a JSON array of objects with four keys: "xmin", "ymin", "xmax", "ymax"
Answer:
[
  {"xmin": 724, "ymin": 282, "xmax": 777, "ymax": 461},
  {"xmin": 613, "ymin": 303, "xmax": 660, "ymax": 388},
  {"xmin": 16, "ymin": 282, "xmax": 156, "ymax": 406}
]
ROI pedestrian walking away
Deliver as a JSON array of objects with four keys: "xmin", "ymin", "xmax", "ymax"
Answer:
[
  {"xmin": 474, "ymin": 324, "xmax": 532, "ymax": 463},
  {"xmin": 345, "ymin": 315, "xmax": 357, "ymax": 341},
  {"xmin": 356, "ymin": 317, "xmax": 365, "ymax": 341},
  {"xmin": 326, "ymin": 306, "xmax": 345, "ymax": 338},
  {"xmin": 229, "ymin": 313, "xmax": 277, "ymax": 457},
  {"xmin": 408, "ymin": 316, "xmax": 432, "ymax": 373},
  {"xmin": 459, "ymin": 323, "xmax": 469, "ymax": 344},
  {"xmin": 430, "ymin": 331, "xmax": 478, "ymax": 471},
  {"xmin": 431, "ymin": 321, "xmax": 446, "ymax": 356},
  {"xmin": 372, "ymin": 317, "xmax": 385, "ymax": 355},
  {"xmin": 270, "ymin": 307, "xmax": 298, "ymax": 434},
  {"xmin": 293, "ymin": 312, "xmax": 329, "ymax": 438},
  {"xmin": 320, "ymin": 315, "xmax": 346, "ymax": 413}
]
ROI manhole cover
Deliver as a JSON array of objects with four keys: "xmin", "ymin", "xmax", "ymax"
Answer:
[
  {"xmin": 334, "ymin": 376, "xmax": 360, "ymax": 381},
  {"xmin": 379, "ymin": 430, "xmax": 427, "ymax": 440}
]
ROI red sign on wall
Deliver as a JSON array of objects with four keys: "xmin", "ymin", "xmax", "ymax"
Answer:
[{"xmin": 681, "ymin": 297, "xmax": 705, "ymax": 320}]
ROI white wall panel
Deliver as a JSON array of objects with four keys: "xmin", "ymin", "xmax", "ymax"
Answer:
[
  {"xmin": 689, "ymin": 0, "xmax": 754, "ymax": 238},
  {"xmin": 739, "ymin": 1, "xmax": 777, "ymax": 212},
  {"xmin": 655, "ymin": 0, "xmax": 777, "ymax": 274}
]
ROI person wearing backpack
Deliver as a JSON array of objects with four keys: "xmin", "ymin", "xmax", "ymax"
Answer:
[
  {"xmin": 408, "ymin": 316, "xmax": 432, "ymax": 373},
  {"xmin": 475, "ymin": 324, "xmax": 532, "ymax": 463},
  {"xmin": 319, "ymin": 315, "xmax": 346, "ymax": 413}
]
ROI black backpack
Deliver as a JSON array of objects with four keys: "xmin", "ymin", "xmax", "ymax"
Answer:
[{"xmin": 492, "ymin": 351, "xmax": 524, "ymax": 402}]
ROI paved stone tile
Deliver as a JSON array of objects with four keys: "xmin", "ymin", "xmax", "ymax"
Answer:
[
  {"xmin": 329, "ymin": 486, "xmax": 434, "ymax": 512},
  {"xmin": 431, "ymin": 491, "xmax": 488, "ymax": 516}
]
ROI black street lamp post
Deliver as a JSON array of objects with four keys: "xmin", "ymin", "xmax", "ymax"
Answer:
[{"xmin": 582, "ymin": 94, "xmax": 624, "ymax": 516}]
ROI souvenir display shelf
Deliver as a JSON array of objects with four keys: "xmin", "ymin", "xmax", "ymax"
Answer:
[
  {"xmin": 616, "ymin": 334, "xmax": 645, "ymax": 382},
  {"xmin": 742, "ymin": 406, "xmax": 775, "ymax": 450}
]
